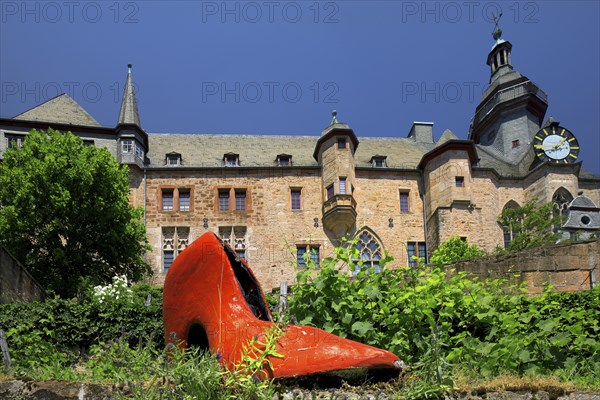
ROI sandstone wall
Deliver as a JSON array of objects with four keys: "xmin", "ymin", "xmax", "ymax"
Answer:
[{"xmin": 452, "ymin": 239, "xmax": 599, "ymax": 293}]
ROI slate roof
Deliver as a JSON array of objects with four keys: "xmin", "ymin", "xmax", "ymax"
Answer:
[
  {"xmin": 146, "ymin": 133, "xmax": 438, "ymax": 169},
  {"xmin": 13, "ymin": 93, "xmax": 101, "ymax": 127},
  {"xmin": 118, "ymin": 66, "xmax": 141, "ymax": 127}
]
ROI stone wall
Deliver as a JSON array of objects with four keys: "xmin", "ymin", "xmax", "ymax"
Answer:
[
  {"xmin": 451, "ymin": 239, "xmax": 599, "ymax": 293},
  {"xmin": 0, "ymin": 244, "xmax": 45, "ymax": 304}
]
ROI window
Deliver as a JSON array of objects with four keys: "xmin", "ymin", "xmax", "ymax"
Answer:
[
  {"xmin": 399, "ymin": 191, "xmax": 410, "ymax": 212},
  {"xmin": 370, "ymin": 156, "xmax": 387, "ymax": 168},
  {"xmin": 235, "ymin": 190, "xmax": 246, "ymax": 211},
  {"xmin": 501, "ymin": 200, "xmax": 520, "ymax": 249},
  {"xmin": 179, "ymin": 189, "xmax": 190, "ymax": 211},
  {"xmin": 326, "ymin": 184, "xmax": 334, "ymax": 200},
  {"xmin": 6, "ymin": 134, "xmax": 26, "ymax": 148},
  {"xmin": 224, "ymin": 153, "xmax": 239, "ymax": 167},
  {"xmin": 296, "ymin": 244, "xmax": 320, "ymax": 268},
  {"xmin": 512, "ymin": 139, "xmax": 520, "ymax": 148},
  {"xmin": 339, "ymin": 177, "xmax": 347, "ymax": 195},
  {"xmin": 553, "ymin": 188, "xmax": 573, "ymax": 226},
  {"xmin": 163, "ymin": 251, "xmax": 174, "ymax": 271},
  {"xmin": 166, "ymin": 153, "xmax": 181, "ymax": 166},
  {"xmin": 135, "ymin": 143, "xmax": 144, "ymax": 160},
  {"xmin": 455, "ymin": 176, "xmax": 465, "ymax": 188},
  {"xmin": 277, "ymin": 154, "xmax": 292, "ymax": 166},
  {"xmin": 219, "ymin": 190, "xmax": 230, "ymax": 211},
  {"xmin": 160, "ymin": 188, "xmax": 192, "ymax": 212},
  {"xmin": 162, "ymin": 227, "xmax": 189, "ymax": 272},
  {"xmin": 83, "ymin": 139, "xmax": 95, "ymax": 146},
  {"xmin": 121, "ymin": 139, "xmax": 133, "ymax": 154},
  {"xmin": 220, "ymin": 226, "xmax": 247, "ymax": 260},
  {"xmin": 352, "ymin": 230, "xmax": 383, "ymax": 275},
  {"xmin": 407, "ymin": 241, "xmax": 426, "ymax": 267},
  {"xmin": 162, "ymin": 189, "xmax": 174, "ymax": 211},
  {"xmin": 291, "ymin": 188, "xmax": 302, "ymax": 210},
  {"xmin": 337, "ymin": 138, "xmax": 346, "ymax": 149}
]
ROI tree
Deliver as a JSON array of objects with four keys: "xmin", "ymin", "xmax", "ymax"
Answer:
[
  {"xmin": 429, "ymin": 236, "xmax": 486, "ymax": 267},
  {"xmin": 498, "ymin": 199, "xmax": 560, "ymax": 253},
  {"xmin": 0, "ymin": 129, "xmax": 150, "ymax": 297}
]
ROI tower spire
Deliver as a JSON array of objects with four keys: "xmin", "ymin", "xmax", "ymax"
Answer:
[
  {"xmin": 486, "ymin": 15, "xmax": 512, "ymax": 78},
  {"xmin": 118, "ymin": 63, "xmax": 141, "ymax": 127}
]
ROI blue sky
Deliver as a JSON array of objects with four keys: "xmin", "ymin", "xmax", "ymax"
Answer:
[{"xmin": 1, "ymin": 1, "xmax": 599, "ymax": 174}]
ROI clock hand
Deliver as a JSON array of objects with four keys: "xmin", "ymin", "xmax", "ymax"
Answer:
[{"xmin": 553, "ymin": 138, "xmax": 567, "ymax": 149}]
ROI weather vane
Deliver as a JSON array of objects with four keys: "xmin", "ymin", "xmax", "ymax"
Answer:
[{"xmin": 492, "ymin": 12, "xmax": 503, "ymax": 41}]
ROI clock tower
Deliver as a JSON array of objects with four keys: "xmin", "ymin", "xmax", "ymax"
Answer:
[{"xmin": 469, "ymin": 20, "xmax": 548, "ymax": 166}]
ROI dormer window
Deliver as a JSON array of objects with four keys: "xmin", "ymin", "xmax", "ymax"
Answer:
[
  {"xmin": 166, "ymin": 152, "xmax": 182, "ymax": 166},
  {"xmin": 224, "ymin": 153, "xmax": 239, "ymax": 167},
  {"xmin": 121, "ymin": 139, "xmax": 133, "ymax": 154},
  {"xmin": 135, "ymin": 142, "xmax": 144, "ymax": 160},
  {"xmin": 276, "ymin": 154, "xmax": 292, "ymax": 166},
  {"xmin": 370, "ymin": 155, "xmax": 387, "ymax": 168}
]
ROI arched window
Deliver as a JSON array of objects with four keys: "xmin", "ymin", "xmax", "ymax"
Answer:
[
  {"xmin": 552, "ymin": 188, "xmax": 573, "ymax": 227},
  {"xmin": 501, "ymin": 200, "xmax": 520, "ymax": 249},
  {"xmin": 352, "ymin": 229, "xmax": 383, "ymax": 276}
]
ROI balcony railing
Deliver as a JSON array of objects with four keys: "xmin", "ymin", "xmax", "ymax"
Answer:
[{"xmin": 471, "ymin": 81, "xmax": 548, "ymax": 127}]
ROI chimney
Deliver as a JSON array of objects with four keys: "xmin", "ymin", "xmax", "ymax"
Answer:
[{"xmin": 408, "ymin": 122, "xmax": 434, "ymax": 143}]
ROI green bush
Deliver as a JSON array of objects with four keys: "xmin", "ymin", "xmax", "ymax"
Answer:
[
  {"xmin": 286, "ymin": 238, "xmax": 600, "ymax": 389},
  {"xmin": 0, "ymin": 283, "xmax": 164, "ymax": 377}
]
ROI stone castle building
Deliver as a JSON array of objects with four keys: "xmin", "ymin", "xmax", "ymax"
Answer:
[{"xmin": 1, "ymin": 33, "xmax": 599, "ymax": 289}]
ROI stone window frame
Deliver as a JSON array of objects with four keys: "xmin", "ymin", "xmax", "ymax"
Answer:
[
  {"xmin": 219, "ymin": 226, "xmax": 248, "ymax": 260},
  {"xmin": 326, "ymin": 184, "xmax": 334, "ymax": 200},
  {"xmin": 159, "ymin": 186, "xmax": 194, "ymax": 213},
  {"xmin": 407, "ymin": 241, "xmax": 427, "ymax": 267},
  {"xmin": 339, "ymin": 177, "xmax": 347, "ymax": 195},
  {"xmin": 501, "ymin": 200, "xmax": 520, "ymax": 249},
  {"xmin": 179, "ymin": 189, "xmax": 191, "ymax": 212},
  {"xmin": 162, "ymin": 226, "xmax": 190, "ymax": 273},
  {"xmin": 290, "ymin": 187, "xmax": 302, "ymax": 211},
  {"xmin": 352, "ymin": 229, "xmax": 384, "ymax": 276},
  {"xmin": 216, "ymin": 187, "xmax": 252, "ymax": 212},
  {"xmin": 399, "ymin": 190, "xmax": 410, "ymax": 213},
  {"xmin": 235, "ymin": 189, "xmax": 247, "ymax": 211},
  {"xmin": 296, "ymin": 243, "xmax": 321, "ymax": 268}
]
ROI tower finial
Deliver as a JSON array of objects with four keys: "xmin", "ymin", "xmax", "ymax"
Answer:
[
  {"xmin": 127, "ymin": 63, "xmax": 132, "ymax": 74},
  {"xmin": 331, "ymin": 110, "xmax": 338, "ymax": 125},
  {"xmin": 492, "ymin": 13, "xmax": 503, "ymax": 41}
]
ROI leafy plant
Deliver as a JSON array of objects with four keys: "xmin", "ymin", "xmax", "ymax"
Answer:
[
  {"xmin": 0, "ymin": 128, "xmax": 150, "ymax": 297},
  {"xmin": 498, "ymin": 199, "xmax": 561, "ymax": 252},
  {"xmin": 429, "ymin": 236, "xmax": 485, "ymax": 266}
]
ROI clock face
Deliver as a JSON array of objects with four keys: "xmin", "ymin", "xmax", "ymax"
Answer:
[{"xmin": 533, "ymin": 125, "xmax": 580, "ymax": 164}]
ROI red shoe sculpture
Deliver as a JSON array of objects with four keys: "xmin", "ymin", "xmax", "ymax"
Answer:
[{"xmin": 163, "ymin": 232, "xmax": 402, "ymax": 379}]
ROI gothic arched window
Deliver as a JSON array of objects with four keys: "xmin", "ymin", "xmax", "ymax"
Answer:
[
  {"xmin": 501, "ymin": 200, "xmax": 520, "ymax": 249},
  {"xmin": 552, "ymin": 188, "xmax": 573, "ymax": 228},
  {"xmin": 352, "ymin": 229, "xmax": 383, "ymax": 276}
]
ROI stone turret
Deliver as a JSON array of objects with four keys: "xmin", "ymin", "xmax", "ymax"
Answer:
[{"xmin": 313, "ymin": 111, "xmax": 358, "ymax": 237}]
